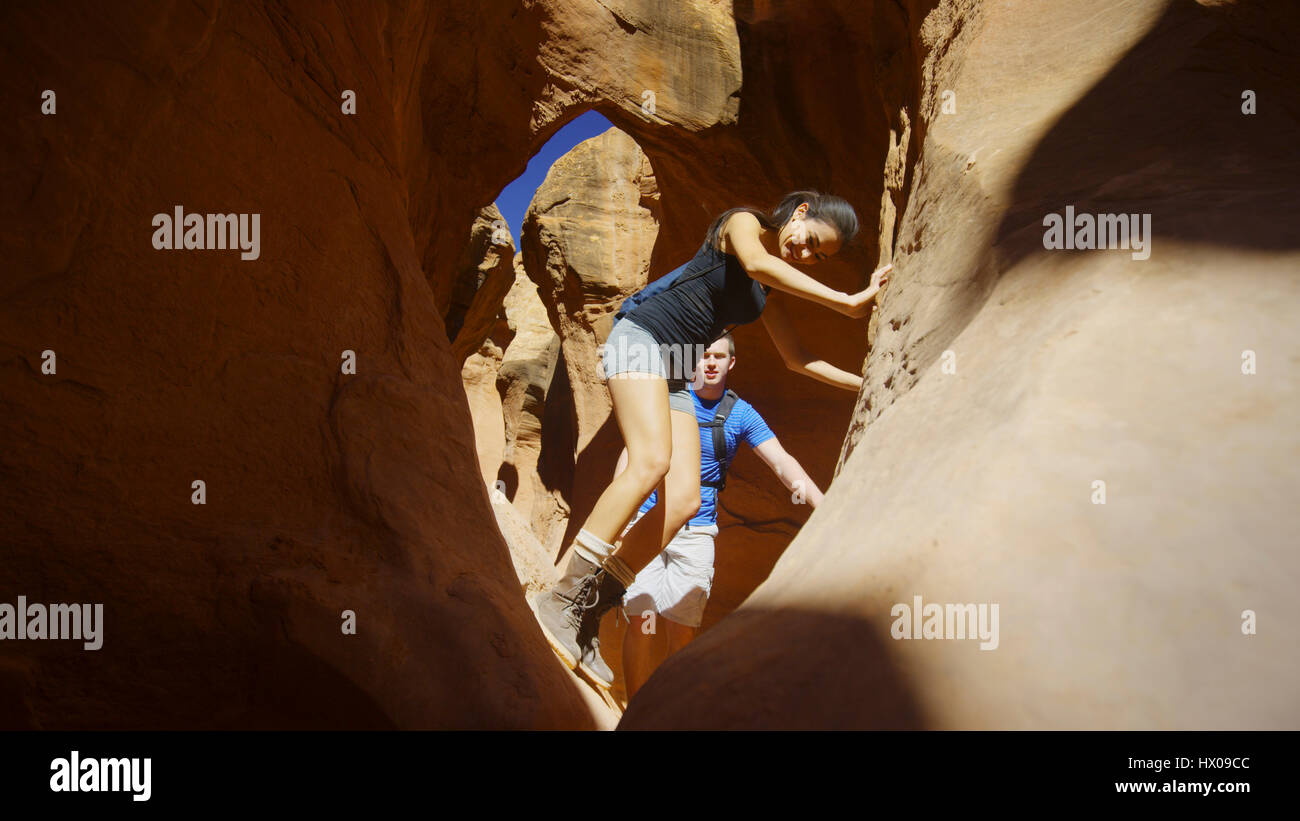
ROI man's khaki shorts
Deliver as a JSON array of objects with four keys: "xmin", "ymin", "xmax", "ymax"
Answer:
[{"xmin": 621, "ymin": 510, "xmax": 718, "ymax": 628}]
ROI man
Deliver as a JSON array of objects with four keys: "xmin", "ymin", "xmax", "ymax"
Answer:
[{"xmin": 602, "ymin": 332, "xmax": 825, "ymax": 697}]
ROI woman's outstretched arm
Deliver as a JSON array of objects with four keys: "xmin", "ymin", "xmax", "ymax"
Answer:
[
  {"xmin": 722, "ymin": 211, "xmax": 889, "ymax": 317},
  {"xmin": 761, "ymin": 297, "xmax": 863, "ymax": 391}
]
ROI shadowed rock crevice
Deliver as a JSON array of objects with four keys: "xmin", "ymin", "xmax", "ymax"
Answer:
[
  {"xmin": 620, "ymin": 608, "xmax": 929, "ymax": 730},
  {"xmin": 998, "ymin": 1, "xmax": 1300, "ymax": 255}
]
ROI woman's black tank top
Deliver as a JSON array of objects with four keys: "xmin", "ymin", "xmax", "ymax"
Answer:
[{"xmin": 625, "ymin": 240, "xmax": 771, "ymax": 348}]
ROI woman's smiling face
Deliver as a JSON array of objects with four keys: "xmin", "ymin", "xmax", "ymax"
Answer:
[{"xmin": 778, "ymin": 203, "xmax": 842, "ymax": 264}]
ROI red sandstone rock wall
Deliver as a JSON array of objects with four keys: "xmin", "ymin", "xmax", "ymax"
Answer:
[
  {"xmin": 449, "ymin": 205, "xmax": 517, "ymax": 367},
  {"xmin": 624, "ymin": 0, "xmax": 1300, "ymax": 729},
  {"xmin": 4, "ymin": 0, "xmax": 1294, "ymax": 730},
  {"xmin": 0, "ymin": 0, "xmax": 663, "ymax": 729}
]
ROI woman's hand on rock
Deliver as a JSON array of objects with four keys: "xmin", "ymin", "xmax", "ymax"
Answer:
[
  {"xmin": 869, "ymin": 263, "xmax": 892, "ymax": 294},
  {"xmin": 844, "ymin": 265, "xmax": 892, "ymax": 318}
]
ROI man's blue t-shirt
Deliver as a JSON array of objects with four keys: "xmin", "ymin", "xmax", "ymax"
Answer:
[{"xmin": 638, "ymin": 386, "xmax": 775, "ymax": 526}]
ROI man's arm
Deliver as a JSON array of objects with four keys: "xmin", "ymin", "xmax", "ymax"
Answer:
[
  {"xmin": 614, "ymin": 447, "xmax": 629, "ymax": 479},
  {"xmin": 752, "ymin": 437, "xmax": 824, "ymax": 509}
]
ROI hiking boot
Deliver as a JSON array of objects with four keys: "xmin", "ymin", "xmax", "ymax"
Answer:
[
  {"xmin": 575, "ymin": 572, "xmax": 626, "ymax": 687},
  {"xmin": 534, "ymin": 551, "xmax": 619, "ymax": 670},
  {"xmin": 577, "ymin": 639, "xmax": 615, "ymax": 687}
]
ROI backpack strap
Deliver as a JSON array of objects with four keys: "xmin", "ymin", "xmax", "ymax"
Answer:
[
  {"xmin": 674, "ymin": 258, "xmax": 727, "ymax": 290},
  {"xmin": 700, "ymin": 389, "xmax": 740, "ymax": 491},
  {"xmin": 615, "ymin": 253, "xmax": 729, "ymax": 320}
]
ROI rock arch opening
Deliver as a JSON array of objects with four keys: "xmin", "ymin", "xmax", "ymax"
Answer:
[
  {"xmin": 456, "ymin": 114, "xmax": 661, "ymax": 587},
  {"xmin": 455, "ymin": 111, "xmax": 886, "ymax": 708}
]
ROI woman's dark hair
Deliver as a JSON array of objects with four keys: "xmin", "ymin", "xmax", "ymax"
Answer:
[{"xmin": 704, "ymin": 190, "xmax": 859, "ymax": 253}]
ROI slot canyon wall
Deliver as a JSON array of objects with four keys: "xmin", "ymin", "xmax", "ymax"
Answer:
[
  {"xmin": 3, "ymin": 0, "xmax": 1296, "ymax": 730},
  {"xmin": 623, "ymin": 0, "xmax": 1300, "ymax": 729},
  {"xmin": 1, "ymin": 0, "xmax": 899, "ymax": 730},
  {"xmin": 3, "ymin": 0, "xmax": 640, "ymax": 729}
]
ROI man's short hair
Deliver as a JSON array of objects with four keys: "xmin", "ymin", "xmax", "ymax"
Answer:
[{"xmin": 715, "ymin": 332, "xmax": 735, "ymax": 358}]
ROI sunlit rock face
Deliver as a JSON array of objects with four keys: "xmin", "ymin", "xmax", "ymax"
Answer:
[
  {"xmin": 624, "ymin": 0, "xmax": 1300, "ymax": 730},
  {"xmin": 4, "ymin": 0, "xmax": 1294, "ymax": 730}
]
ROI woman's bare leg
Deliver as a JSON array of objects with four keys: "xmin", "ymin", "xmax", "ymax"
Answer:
[
  {"xmin": 533, "ymin": 378, "xmax": 696, "ymax": 678},
  {"xmin": 576, "ymin": 375, "xmax": 673, "ymax": 545},
  {"xmin": 612, "ymin": 405, "xmax": 701, "ymax": 574}
]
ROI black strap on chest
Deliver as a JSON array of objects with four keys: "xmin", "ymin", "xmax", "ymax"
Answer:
[
  {"xmin": 700, "ymin": 389, "xmax": 740, "ymax": 491},
  {"xmin": 615, "ymin": 258, "xmax": 727, "ymax": 320}
]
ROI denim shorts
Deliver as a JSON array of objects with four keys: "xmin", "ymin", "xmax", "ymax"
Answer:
[{"xmin": 601, "ymin": 317, "xmax": 696, "ymax": 415}]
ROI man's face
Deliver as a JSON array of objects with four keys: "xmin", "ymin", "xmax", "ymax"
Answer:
[{"xmin": 696, "ymin": 338, "xmax": 734, "ymax": 387}]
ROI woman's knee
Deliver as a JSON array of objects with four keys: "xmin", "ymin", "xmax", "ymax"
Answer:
[
  {"xmin": 624, "ymin": 448, "xmax": 671, "ymax": 492},
  {"xmin": 665, "ymin": 486, "xmax": 702, "ymax": 525}
]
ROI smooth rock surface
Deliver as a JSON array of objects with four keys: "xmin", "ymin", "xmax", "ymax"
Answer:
[{"xmin": 624, "ymin": 0, "xmax": 1300, "ymax": 730}]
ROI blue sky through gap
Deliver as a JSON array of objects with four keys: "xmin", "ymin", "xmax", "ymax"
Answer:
[{"xmin": 493, "ymin": 110, "xmax": 615, "ymax": 247}]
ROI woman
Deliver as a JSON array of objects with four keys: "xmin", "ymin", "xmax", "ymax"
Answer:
[{"xmin": 533, "ymin": 190, "xmax": 892, "ymax": 682}]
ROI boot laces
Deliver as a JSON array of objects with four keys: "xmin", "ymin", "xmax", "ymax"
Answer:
[{"xmin": 558, "ymin": 573, "xmax": 601, "ymax": 631}]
